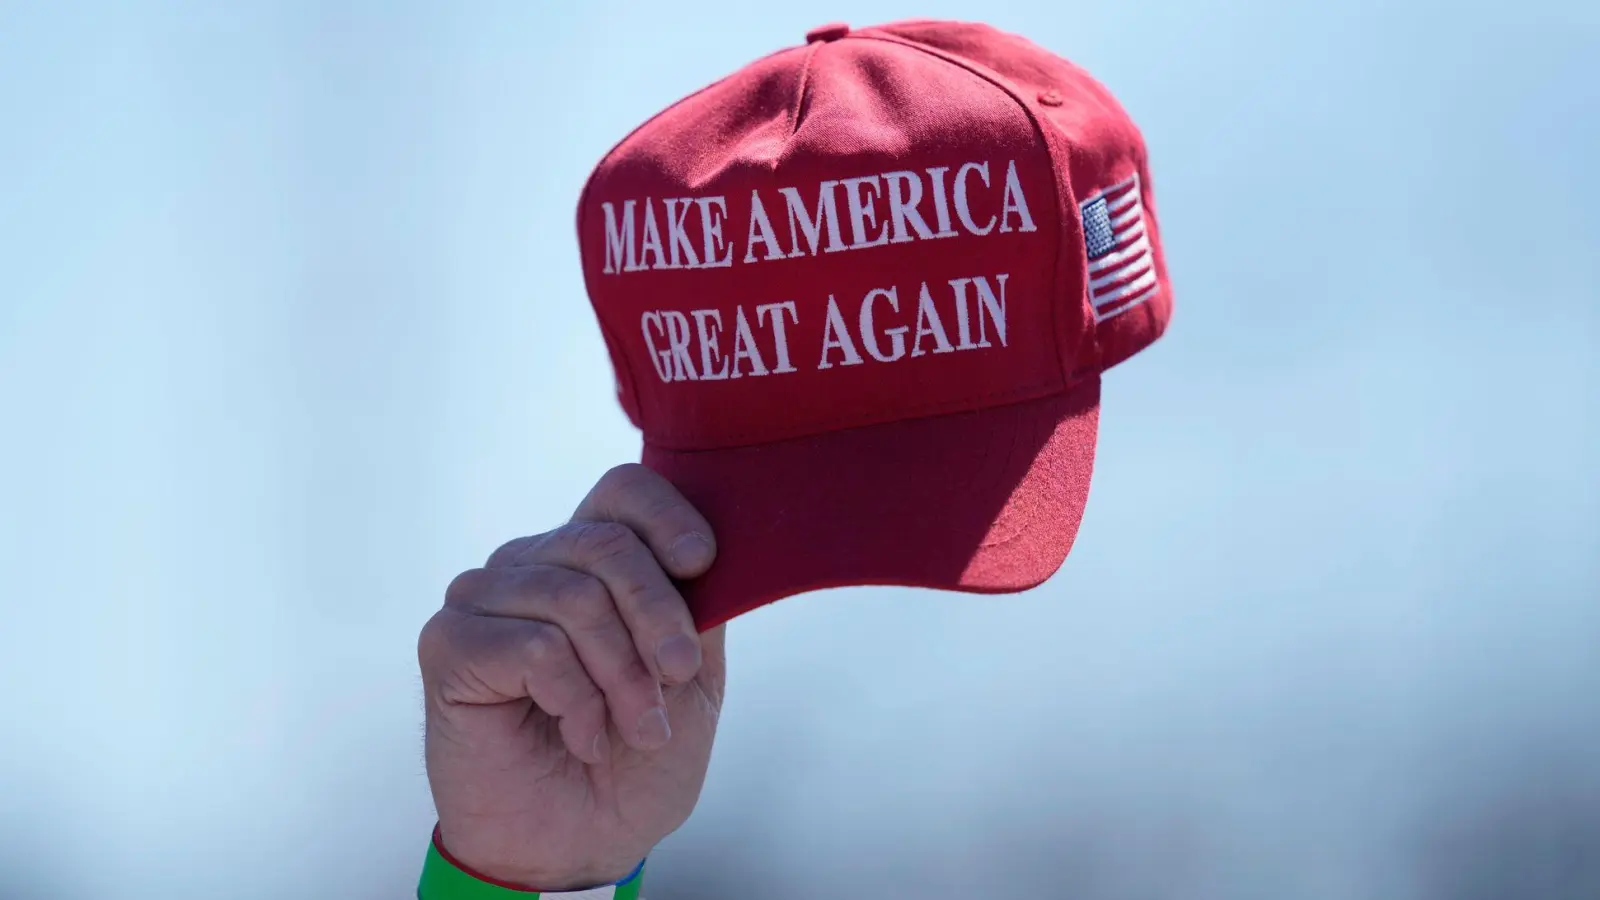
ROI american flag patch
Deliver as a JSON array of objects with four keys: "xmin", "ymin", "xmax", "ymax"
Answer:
[{"xmin": 1080, "ymin": 173, "xmax": 1158, "ymax": 322}]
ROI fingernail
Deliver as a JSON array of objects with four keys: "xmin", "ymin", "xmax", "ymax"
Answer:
[
  {"xmin": 655, "ymin": 634, "xmax": 701, "ymax": 683},
  {"xmin": 635, "ymin": 706, "xmax": 671, "ymax": 750},
  {"xmin": 668, "ymin": 532, "xmax": 713, "ymax": 571},
  {"xmin": 590, "ymin": 729, "xmax": 611, "ymax": 763}
]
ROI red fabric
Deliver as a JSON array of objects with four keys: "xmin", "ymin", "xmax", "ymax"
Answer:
[
  {"xmin": 646, "ymin": 381, "xmax": 1100, "ymax": 629},
  {"xmin": 575, "ymin": 20, "xmax": 1171, "ymax": 629}
]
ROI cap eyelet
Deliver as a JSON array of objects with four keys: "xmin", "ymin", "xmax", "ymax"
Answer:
[{"xmin": 1038, "ymin": 89, "xmax": 1064, "ymax": 107}]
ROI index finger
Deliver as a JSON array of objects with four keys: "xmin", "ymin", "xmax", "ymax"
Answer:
[{"xmin": 571, "ymin": 463, "xmax": 716, "ymax": 580}]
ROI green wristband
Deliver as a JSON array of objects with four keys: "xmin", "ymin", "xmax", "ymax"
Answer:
[{"xmin": 418, "ymin": 827, "xmax": 645, "ymax": 899}]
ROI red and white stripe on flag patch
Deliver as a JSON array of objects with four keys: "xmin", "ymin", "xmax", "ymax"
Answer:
[{"xmin": 1079, "ymin": 173, "xmax": 1158, "ymax": 322}]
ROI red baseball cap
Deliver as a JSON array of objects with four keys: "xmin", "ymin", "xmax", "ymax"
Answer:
[{"xmin": 576, "ymin": 19, "xmax": 1172, "ymax": 630}]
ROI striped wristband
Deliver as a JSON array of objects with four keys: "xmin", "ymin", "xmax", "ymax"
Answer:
[{"xmin": 418, "ymin": 826, "xmax": 646, "ymax": 899}]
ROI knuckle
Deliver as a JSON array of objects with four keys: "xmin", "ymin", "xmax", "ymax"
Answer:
[
  {"xmin": 443, "ymin": 568, "xmax": 496, "ymax": 610},
  {"xmin": 571, "ymin": 520, "xmax": 641, "ymax": 563},
  {"xmin": 519, "ymin": 621, "xmax": 567, "ymax": 669},
  {"xmin": 485, "ymin": 534, "xmax": 540, "ymax": 568},
  {"xmin": 416, "ymin": 612, "xmax": 452, "ymax": 670},
  {"xmin": 613, "ymin": 575, "xmax": 659, "ymax": 611},
  {"xmin": 571, "ymin": 674, "xmax": 605, "ymax": 707},
  {"xmin": 613, "ymin": 652, "xmax": 658, "ymax": 695},
  {"xmin": 555, "ymin": 660, "xmax": 605, "ymax": 710},
  {"xmin": 613, "ymin": 578, "xmax": 685, "ymax": 631},
  {"xmin": 639, "ymin": 491, "xmax": 690, "ymax": 530},
  {"xmin": 549, "ymin": 571, "xmax": 614, "ymax": 626},
  {"xmin": 600, "ymin": 462, "xmax": 655, "ymax": 494}
]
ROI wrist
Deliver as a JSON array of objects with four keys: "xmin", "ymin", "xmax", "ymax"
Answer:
[{"xmin": 422, "ymin": 824, "xmax": 647, "ymax": 899}]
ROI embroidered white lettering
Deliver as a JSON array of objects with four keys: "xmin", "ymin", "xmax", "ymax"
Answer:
[
  {"xmin": 756, "ymin": 301, "xmax": 799, "ymax": 373},
  {"xmin": 841, "ymin": 175, "xmax": 891, "ymax": 250},
  {"xmin": 859, "ymin": 287, "xmax": 909, "ymax": 362},
  {"xmin": 745, "ymin": 190, "xmax": 784, "ymax": 263},
  {"xmin": 728, "ymin": 306, "xmax": 768, "ymax": 377},
  {"xmin": 954, "ymin": 162, "xmax": 996, "ymax": 236},
  {"xmin": 925, "ymin": 166, "xmax": 959, "ymax": 238},
  {"xmin": 640, "ymin": 310, "xmax": 673, "ymax": 381},
  {"xmin": 637, "ymin": 198, "xmax": 667, "ymax": 271},
  {"xmin": 663, "ymin": 198, "xmax": 701, "ymax": 269},
  {"xmin": 597, "ymin": 159, "xmax": 1029, "ymax": 275},
  {"xmin": 883, "ymin": 171, "xmax": 936, "ymax": 243},
  {"xmin": 602, "ymin": 200, "xmax": 636, "ymax": 274},
  {"xmin": 691, "ymin": 309, "xmax": 730, "ymax": 379},
  {"xmin": 818, "ymin": 295, "xmax": 864, "ymax": 368},
  {"xmin": 779, "ymin": 182, "xmax": 847, "ymax": 257},
  {"xmin": 998, "ymin": 161, "xmax": 1036, "ymax": 234},
  {"xmin": 660, "ymin": 310, "xmax": 697, "ymax": 380},
  {"xmin": 695, "ymin": 196, "xmax": 734, "ymax": 268},
  {"xmin": 910, "ymin": 281, "xmax": 955, "ymax": 356}
]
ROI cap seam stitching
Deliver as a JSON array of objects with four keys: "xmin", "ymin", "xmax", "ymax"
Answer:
[
  {"xmin": 848, "ymin": 31, "xmax": 1080, "ymax": 390},
  {"xmin": 787, "ymin": 42, "xmax": 824, "ymax": 140},
  {"xmin": 642, "ymin": 377, "xmax": 1074, "ymax": 453},
  {"xmin": 576, "ymin": 42, "xmax": 808, "ymax": 434}
]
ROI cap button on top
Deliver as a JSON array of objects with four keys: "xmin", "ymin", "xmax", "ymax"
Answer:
[{"xmin": 806, "ymin": 22, "xmax": 850, "ymax": 43}]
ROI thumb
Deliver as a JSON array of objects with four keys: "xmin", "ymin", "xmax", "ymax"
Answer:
[{"xmin": 693, "ymin": 624, "xmax": 728, "ymax": 706}]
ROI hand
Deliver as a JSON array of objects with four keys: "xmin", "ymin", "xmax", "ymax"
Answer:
[{"xmin": 418, "ymin": 464, "xmax": 725, "ymax": 890}]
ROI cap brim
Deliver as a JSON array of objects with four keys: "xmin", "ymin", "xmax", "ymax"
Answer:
[{"xmin": 642, "ymin": 379, "xmax": 1102, "ymax": 631}]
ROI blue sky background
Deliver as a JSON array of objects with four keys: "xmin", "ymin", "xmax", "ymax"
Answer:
[{"xmin": 2, "ymin": 1, "xmax": 1597, "ymax": 897}]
